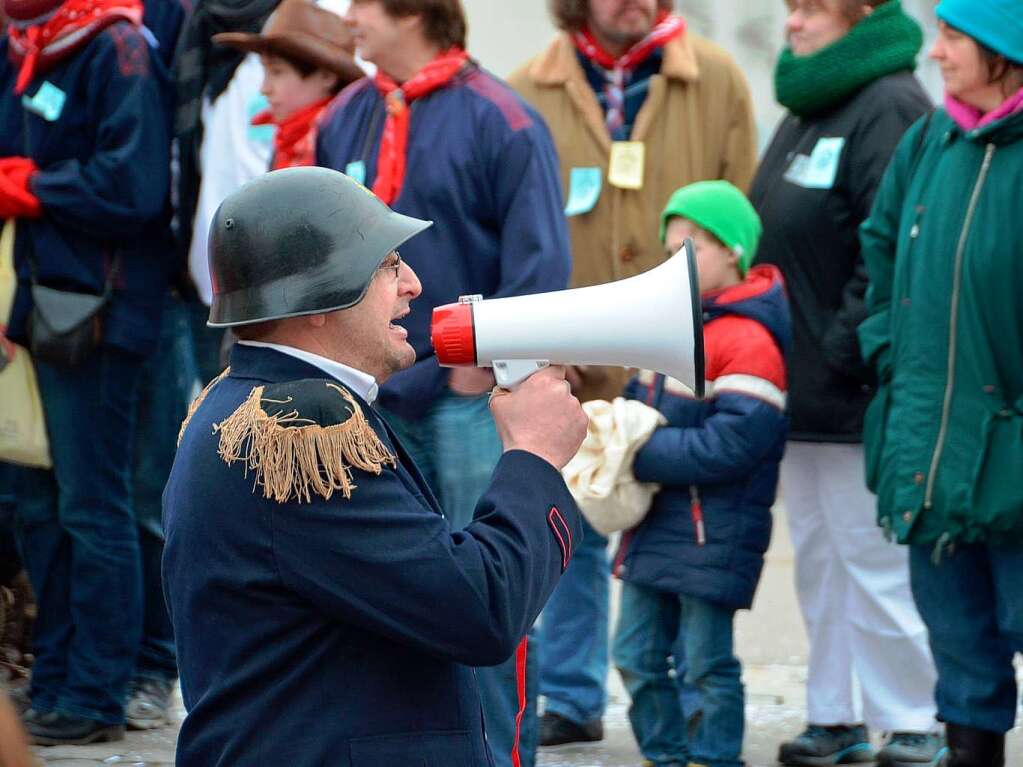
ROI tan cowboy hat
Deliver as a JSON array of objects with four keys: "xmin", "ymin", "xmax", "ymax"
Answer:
[{"xmin": 213, "ymin": 0, "xmax": 363, "ymax": 86}]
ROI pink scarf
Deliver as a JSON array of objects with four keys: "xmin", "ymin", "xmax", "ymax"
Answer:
[{"xmin": 945, "ymin": 85, "xmax": 1023, "ymax": 132}]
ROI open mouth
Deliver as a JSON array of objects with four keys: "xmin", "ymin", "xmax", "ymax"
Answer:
[{"xmin": 389, "ymin": 309, "xmax": 410, "ymax": 333}]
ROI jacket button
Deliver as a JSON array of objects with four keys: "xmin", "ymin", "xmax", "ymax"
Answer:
[
  {"xmin": 903, "ymin": 511, "xmax": 914, "ymax": 523},
  {"xmin": 913, "ymin": 472, "xmax": 924, "ymax": 485},
  {"xmin": 619, "ymin": 246, "xmax": 635, "ymax": 262}
]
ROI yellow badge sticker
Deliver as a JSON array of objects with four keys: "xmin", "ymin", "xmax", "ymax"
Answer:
[{"xmin": 608, "ymin": 141, "xmax": 645, "ymax": 190}]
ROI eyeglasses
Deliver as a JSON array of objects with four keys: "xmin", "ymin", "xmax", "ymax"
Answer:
[{"xmin": 377, "ymin": 251, "xmax": 402, "ymax": 280}]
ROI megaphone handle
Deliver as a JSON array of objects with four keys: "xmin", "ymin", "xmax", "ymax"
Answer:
[{"xmin": 492, "ymin": 359, "xmax": 550, "ymax": 388}]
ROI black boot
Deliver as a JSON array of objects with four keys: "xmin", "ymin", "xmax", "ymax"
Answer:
[{"xmin": 944, "ymin": 722, "xmax": 1004, "ymax": 767}]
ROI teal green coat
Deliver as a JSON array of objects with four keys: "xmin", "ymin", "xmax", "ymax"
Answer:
[{"xmin": 859, "ymin": 106, "xmax": 1023, "ymax": 548}]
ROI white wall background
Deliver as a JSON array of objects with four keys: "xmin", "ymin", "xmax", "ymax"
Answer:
[{"xmin": 462, "ymin": 0, "xmax": 944, "ymax": 152}]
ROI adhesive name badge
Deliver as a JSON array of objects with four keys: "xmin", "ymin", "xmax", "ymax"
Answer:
[
  {"xmin": 783, "ymin": 137, "xmax": 845, "ymax": 190},
  {"xmin": 21, "ymin": 81, "xmax": 66, "ymax": 122},
  {"xmin": 608, "ymin": 141, "xmax": 645, "ymax": 190},
  {"xmin": 564, "ymin": 167, "xmax": 602, "ymax": 216},
  {"xmin": 247, "ymin": 94, "xmax": 274, "ymax": 144},
  {"xmin": 345, "ymin": 160, "xmax": 367, "ymax": 186}
]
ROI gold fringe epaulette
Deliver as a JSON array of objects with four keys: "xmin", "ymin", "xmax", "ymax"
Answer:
[
  {"xmin": 213, "ymin": 381, "xmax": 396, "ymax": 504},
  {"xmin": 177, "ymin": 367, "xmax": 231, "ymax": 446}
]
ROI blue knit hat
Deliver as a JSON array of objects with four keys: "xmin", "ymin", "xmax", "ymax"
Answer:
[{"xmin": 936, "ymin": 0, "xmax": 1023, "ymax": 65}]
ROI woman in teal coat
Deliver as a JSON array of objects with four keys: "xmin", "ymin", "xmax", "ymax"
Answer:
[{"xmin": 859, "ymin": 1, "xmax": 1023, "ymax": 764}]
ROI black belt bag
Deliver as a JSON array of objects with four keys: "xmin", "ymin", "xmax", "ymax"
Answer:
[{"xmin": 25, "ymin": 249, "xmax": 120, "ymax": 368}]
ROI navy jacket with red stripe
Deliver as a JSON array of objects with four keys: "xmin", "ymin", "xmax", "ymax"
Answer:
[
  {"xmin": 163, "ymin": 344, "xmax": 581, "ymax": 767},
  {"xmin": 616, "ymin": 265, "xmax": 791, "ymax": 609}
]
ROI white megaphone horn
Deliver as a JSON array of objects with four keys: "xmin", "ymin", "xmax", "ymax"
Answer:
[{"xmin": 431, "ymin": 238, "xmax": 705, "ymax": 396}]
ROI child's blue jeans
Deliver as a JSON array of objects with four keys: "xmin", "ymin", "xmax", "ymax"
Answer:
[{"xmin": 613, "ymin": 581, "xmax": 744, "ymax": 767}]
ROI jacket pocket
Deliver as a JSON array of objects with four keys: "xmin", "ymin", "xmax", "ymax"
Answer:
[
  {"xmin": 863, "ymin": 383, "xmax": 891, "ymax": 494},
  {"xmin": 966, "ymin": 407, "xmax": 1023, "ymax": 538},
  {"xmin": 349, "ymin": 730, "xmax": 475, "ymax": 767}
]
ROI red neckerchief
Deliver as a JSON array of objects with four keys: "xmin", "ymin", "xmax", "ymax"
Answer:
[
  {"xmin": 251, "ymin": 97, "xmax": 332, "ymax": 171},
  {"xmin": 371, "ymin": 47, "xmax": 469, "ymax": 204},
  {"xmin": 572, "ymin": 11, "xmax": 685, "ymax": 74},
  {"xmin": 7, "ymin": 0, "xmax": 144, "ymax": 95}
]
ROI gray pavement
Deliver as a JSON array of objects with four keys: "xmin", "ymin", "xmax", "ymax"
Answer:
[{"xmin": 22, "ymin": 508, "xmax": 1023, "ymax": 766}]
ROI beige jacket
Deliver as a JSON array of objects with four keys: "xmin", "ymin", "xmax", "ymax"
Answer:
[{"xmin": 508, "ymin": 32, "xmax": 757, "ymax": 402}]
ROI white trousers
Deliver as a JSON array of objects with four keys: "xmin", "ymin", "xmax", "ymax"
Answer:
[{"xmin": 782, "ymin": 442, "xmax": 937, "ymax": 730}]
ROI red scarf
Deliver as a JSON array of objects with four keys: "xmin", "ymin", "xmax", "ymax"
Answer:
[
  {"xmin": 251, "ymin": 97, "xmax": 332, "ymax": 171},
  {"xmin": 7, "ymin": 0, "xmax": 143, "ymax": 95},
  {"xmin": 572, "ymin": 10, "xmax": 685, "ymax": 73},
  {"xmin": 371, "ymin": 47, "xmax": 469, "ymax": 204}
]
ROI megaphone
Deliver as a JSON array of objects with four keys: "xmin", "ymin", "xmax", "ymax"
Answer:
[{"xmin": 431, "ymin": 238, "xmax": 705, "ymax": 396}]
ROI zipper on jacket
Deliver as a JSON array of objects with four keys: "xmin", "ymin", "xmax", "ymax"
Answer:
[
  {"xmin": 894, "ymin": 205, "xmax": 925, "ymax": 340},
  {"xmin": 923, "ymin": 143, "xmax": 996, "ymax": 510},
  {"xmin": 689, "ymin": 485, "xmax": 705, "ymax": 546}
]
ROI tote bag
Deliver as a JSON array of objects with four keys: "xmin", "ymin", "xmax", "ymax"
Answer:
[{"xmin": 0, "ymin": 218, "xmax": 52, "ymax": 469}]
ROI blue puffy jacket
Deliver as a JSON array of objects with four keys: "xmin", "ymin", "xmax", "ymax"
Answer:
[{"xmin": 615, "ymin": 265, "xmax": 791, "ymax": 609}]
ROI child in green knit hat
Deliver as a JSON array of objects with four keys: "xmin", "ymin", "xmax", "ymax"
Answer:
[
  {"xmin": 613, "ymin": 178, "xmax": 787, "ymax": 767},
  {"xmin": 660, "ymin": 179, "xmax": 762, "ymax": 293}
]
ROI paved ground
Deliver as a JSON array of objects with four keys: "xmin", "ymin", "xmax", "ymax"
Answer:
[{"xmin": 19, "ymin": 507, "xmax": 1023, "ymax": 766}]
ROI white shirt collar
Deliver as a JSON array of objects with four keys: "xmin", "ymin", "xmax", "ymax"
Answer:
[{"xmin": 237, "ymin": 341, "xmax": 380, "ymax": 404}]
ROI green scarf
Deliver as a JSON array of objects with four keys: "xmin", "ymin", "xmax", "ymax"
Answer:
[{"xmin": 775, "ymin": 0, "xmax": 923, "ymax": 117}]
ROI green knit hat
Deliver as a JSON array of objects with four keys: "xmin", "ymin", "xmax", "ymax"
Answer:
[{"xmin": 659, "ymin": 180, "xmax": 762, "ymax": 275}]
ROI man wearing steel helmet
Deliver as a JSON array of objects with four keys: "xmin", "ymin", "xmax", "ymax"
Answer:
[{"xmin": 163, "ymin": 166, "xmax": 587, "ymax": 767}]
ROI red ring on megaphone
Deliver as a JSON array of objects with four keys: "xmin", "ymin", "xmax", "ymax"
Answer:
[{"xmin": 431, "ymin": 302, "xmax": 476, "ymax": 365}]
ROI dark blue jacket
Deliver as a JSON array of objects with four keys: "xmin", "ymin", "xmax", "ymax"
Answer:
[
  {"xmin": 0, "ymin": 21, "xmax": 173, "ymax": 356},
  {"xmin": 316, "ymin": 64, "xmax": 571, "ymax": 420},
  {"xmin": 616, "ymin": 266, "xmax": 791, "ymax": 609},
  {"xmin": 163, "ymin": 344, "xmax": 582, "ymax": 767}
]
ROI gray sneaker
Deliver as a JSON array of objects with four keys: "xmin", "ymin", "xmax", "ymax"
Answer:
[
  {"xmin": 125, "ymin": 678, "xmax": 174, "ymax": 730},
  {"xmin": 778, "ymin": 724, "xmax": 875, "ymax": 765},
  {"xmin": 877, "ymin": 732, "xmax": 946, "ymax": 766}
]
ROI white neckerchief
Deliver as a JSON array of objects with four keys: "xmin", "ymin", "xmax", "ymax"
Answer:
[{"xmin": 237, "ymin": 341, "xmax": 379, "ymax": 404}]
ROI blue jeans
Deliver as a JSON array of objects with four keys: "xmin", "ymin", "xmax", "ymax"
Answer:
[
  {"xmin": 131, "ymin": 296, "xmax": 196, "ymax": 684},
  {"xmin": 538, "ymin": 515, "xmax": 610, "ymax": 725},
  {"xmin": 909, "ymin": 542, "xmax": 1023, "ymax": 733},
  {"xmin": 381, "ymin": 391, "xmax": 537, "ymax": 767},
  {"xmin": 14, "ymin": 347, "xmax": 144, "ymax": 724},
  {"xmin": 613, "ymin": 582, "xmax": 743, "ymax": 767}
]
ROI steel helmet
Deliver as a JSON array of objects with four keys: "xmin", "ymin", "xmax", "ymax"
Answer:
[{"xmin": 207, "ymin": 167, "xmax": 432, "ymax": 327}]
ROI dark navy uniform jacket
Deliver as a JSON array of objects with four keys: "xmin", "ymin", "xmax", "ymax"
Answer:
[{"xmin": 163, "ymin": 345, "xmax": 581, "ymax": 766}]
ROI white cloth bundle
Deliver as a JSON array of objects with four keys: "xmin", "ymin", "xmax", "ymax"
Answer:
[{"xmin": 562, "ymin": 397, "xmax": 665, "ymax": 536}]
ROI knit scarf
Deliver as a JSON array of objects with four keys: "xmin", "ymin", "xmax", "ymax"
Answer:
[
  {"xmin": 6, "ymin": 0, "xmax": 143, "ymax": 95},
  {"xmin": 371, "ymin": 47, "xmax": 469, "ymax": 205},
  {"xmin": 572, "ymin": 11, "xmax": 685, "ymax": 133},
  {"xmin": 774, "ymin": 0, "xmax": 922, "ymax": 118},
  {"xmin": 251, "ymin": 97, "xmax": 331, "ymax": 171}
]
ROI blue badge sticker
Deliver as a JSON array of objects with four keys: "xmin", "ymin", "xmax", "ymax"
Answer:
[
  {"xmin": 247, "ymin": 94, "xmax": 274, "ymax": 144},
  {"xmin": 783, "ymin": 137, "xmax": 845, "ymax": 190},
  {"xmin": 345, "ymin": 160, "xmax": 367, "ymax": 186},
  {"xmin": 21, "ymin": 81, "xmax": 66, "ymax": 122},
  {"xmin": 564, "ymin": 167, "xmax": 602, "ymax": 217}
]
